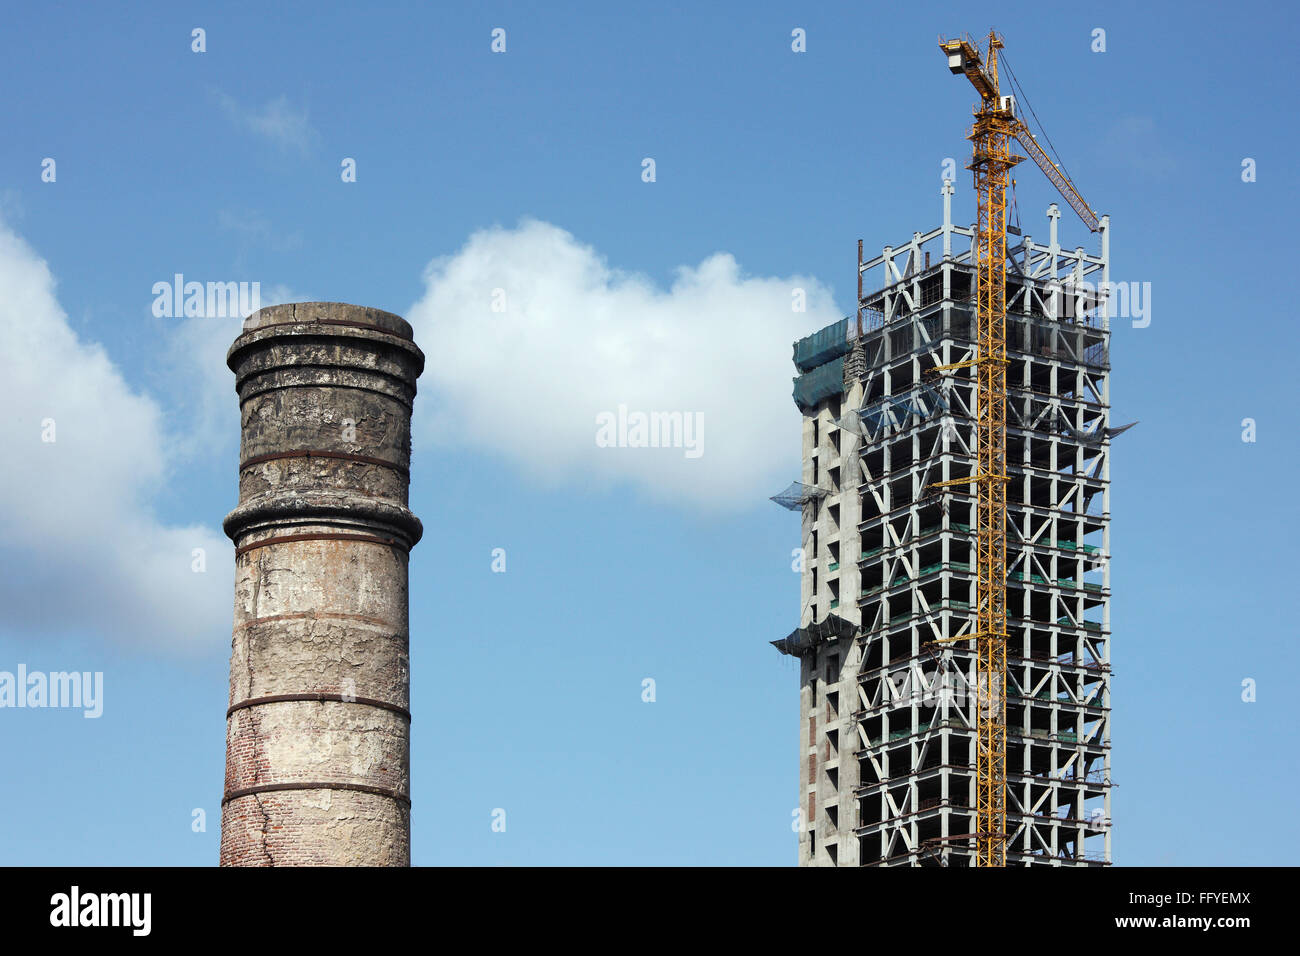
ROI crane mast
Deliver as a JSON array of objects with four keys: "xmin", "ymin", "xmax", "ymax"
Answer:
[{"xmin": 936, "ymin": 30, "xmax": 1099, "ymax": 867}]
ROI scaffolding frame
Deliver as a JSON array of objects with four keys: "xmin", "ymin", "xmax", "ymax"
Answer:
[{"xmin": 778, "ymin": 189, "xmax": 1112, "ymax": 867}]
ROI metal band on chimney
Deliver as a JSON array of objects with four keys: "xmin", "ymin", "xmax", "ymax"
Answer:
[
  {"xmin": 226, "ymin": 693, "xmax": 412, "ymax": 722},
  {"xmin": 223, "ymin": 782, "xmax": 411, "ymax": 807}
]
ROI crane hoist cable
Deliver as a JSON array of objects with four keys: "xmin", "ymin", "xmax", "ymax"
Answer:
[{"xmin": 999, "ymin": 52, "xmax": 1078, "ymax": 196}]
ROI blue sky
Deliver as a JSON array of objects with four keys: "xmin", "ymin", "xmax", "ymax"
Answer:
[{"xmin": 0, "ymin": 0, "xmax": 1295, "ymax": 865}]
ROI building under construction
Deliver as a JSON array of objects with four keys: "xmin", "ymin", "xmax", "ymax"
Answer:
[{"xmin": 772, "ymin": 185, "xmax": 1115, "ymax": 866}]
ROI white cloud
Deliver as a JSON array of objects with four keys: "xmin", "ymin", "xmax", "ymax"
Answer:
[
  {"xmin": 407, "ymin": 219, "xmax": 842, "ymax": 510},
  {"xmin": 214, "ymin": 91, "xmax": 319, "ymax": 155},
  {"xmin": 0, "ymin": 213, "xmax": 839, "ymax": 654},
  {"xmin": 0, "ymin": 221, "xmax": 230, "ymax": 650}
]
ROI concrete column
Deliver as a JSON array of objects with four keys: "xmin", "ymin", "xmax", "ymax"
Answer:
[{"xmin": 220, "ymin": 302, "xmax": 424, "ymax": 867}]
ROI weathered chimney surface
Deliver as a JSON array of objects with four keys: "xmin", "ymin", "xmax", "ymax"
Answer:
[{"xmin": 220, "ymin": 302, "xmax": 424, "ymax": 866}]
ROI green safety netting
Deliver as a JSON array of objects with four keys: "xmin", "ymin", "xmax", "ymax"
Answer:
[
  {"xmin": 792, "ymin": 317, "xmax": 852, "ymax": 372},
  {"xmin": 792, "ymin": 356, "xmax": 845, "ymax": 411},
  {"xmin": 769, "ymin": 481, "xmax": 829, "ymax": 511}
]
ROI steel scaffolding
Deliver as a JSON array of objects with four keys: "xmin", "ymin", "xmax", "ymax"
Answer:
[{"xmin": 776, "ymin": 188, "xmax": 1113, "ymax": 867}]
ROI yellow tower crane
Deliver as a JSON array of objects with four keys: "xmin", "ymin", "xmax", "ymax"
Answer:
[{"xmin": 933, "ymin": 30, "xmax": 1101, "ymax": 867}]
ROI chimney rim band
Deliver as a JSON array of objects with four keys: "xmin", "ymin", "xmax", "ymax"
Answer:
[
  {"xmin": 222, "ymin": 781, "xmax": 411, "ymax": 807},
  {"xmin": 227, "ymin": 692, "xmax": 411, "ymax": 721}
]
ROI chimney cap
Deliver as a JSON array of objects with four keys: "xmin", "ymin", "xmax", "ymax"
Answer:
[{"xmin": 241, "ymin": 301, "xmax": 414, "ymax": 341}]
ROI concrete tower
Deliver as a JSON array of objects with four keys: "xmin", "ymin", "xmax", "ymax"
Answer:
[{"xmin": 220, "ymin": 302, "xmax": 425, "ymax": 866}]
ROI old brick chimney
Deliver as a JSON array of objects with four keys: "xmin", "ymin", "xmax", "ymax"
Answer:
[{"xmin": 220, "ymin": 302, "xmax": 424, "ymax": 866}]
